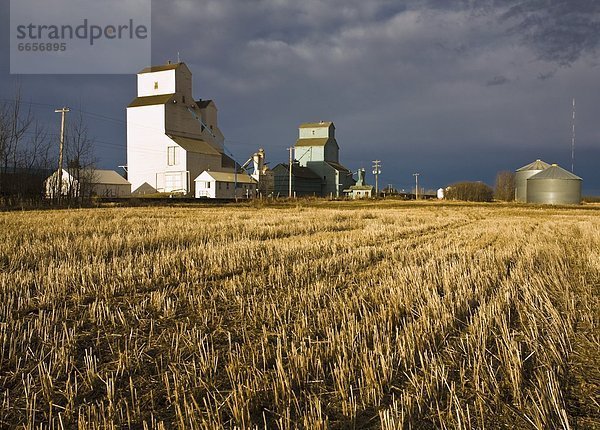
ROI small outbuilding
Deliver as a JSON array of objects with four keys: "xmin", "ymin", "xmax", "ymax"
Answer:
[
  {"xmin": 194, "ymin": 171, "xmax": 257, "ymax": 199},
  {"xmin": 526, "ymin": 164, "xmax": 582, "ymax": 205},
  {"xmin": 344, "ymin": 169, "xmax": 373, "ymax": 199},
  {"xmin": 92, "ymin": 170, "xmax": 132, "ymax": 197},
  {"xmin": 44, "ymin": 169, "xmax": 131, "ymax": 199}
]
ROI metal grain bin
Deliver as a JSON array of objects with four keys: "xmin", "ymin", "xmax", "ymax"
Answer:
[
  {"xmin": 515, "ymin": 159, "xmax": 550, "ymax": 202},
  {"xmin": 526, "ymin": 164, "xmax": 582, "ymax": 205}
]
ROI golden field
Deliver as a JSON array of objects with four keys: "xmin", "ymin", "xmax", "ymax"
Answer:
[{"xmin": 0, "ymin": 201, "xmax": 598, "ymax": 429}]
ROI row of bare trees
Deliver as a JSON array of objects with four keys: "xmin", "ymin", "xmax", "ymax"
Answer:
[
  {"xmin": 494, "ymin": 171, "xmax": 516, "ymax": 202},
  {"xmin": 0, "ymin": 87, "xmax": 96, "ymax": 206}
]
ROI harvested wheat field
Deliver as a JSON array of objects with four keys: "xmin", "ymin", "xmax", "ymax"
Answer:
[{"xmin": 0, "ymin": 202, "xmax": 598, "ymax": 429}]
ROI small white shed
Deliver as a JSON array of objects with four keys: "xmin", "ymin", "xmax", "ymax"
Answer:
[
  {"xmin": 194, "ymin": 171, "xmax": 257, "ymax": 199},
  {"xmin": 44, "ymin": 169, "xmax": 131, "ymax": 198}
]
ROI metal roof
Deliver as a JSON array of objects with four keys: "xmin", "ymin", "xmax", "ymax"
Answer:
[
  {"xmin": 516, "ymin": 159, "xmax": 551, "ymax": 172},
  {"xmin": 295, "ymin": 138, "xmax": 330, "ymax": 147},
  {"xmin": 198, "ymin": 171, "xmax": 257, "ymax": 184},
  {"xmin": 59, "ymin": 169, "xmax": 130, "ymax": 185},
  {"xmin": 138, "ymin": 63, "xmax": 183, "ymax": 74},
  {"xmin": 528, "ymin": 164, "xmax": 582, "ymax": 181},
  {"xmin": 128, "ymin": 94, "xmax": 174, "ymax": 108},
  {"xmin": 299, "ymin": 122, "xmax": 334, "ymax": 129},
  {"xmin": 168, "ymin": 135, "xmax": 221, "ymax": 155},
  {"xmin": 91, "ymin": 170, "xmax": 130, "ymax": 185},
  {"xmin": 325, "ymin": 161, "xmax": 352, "ymax": 173}
]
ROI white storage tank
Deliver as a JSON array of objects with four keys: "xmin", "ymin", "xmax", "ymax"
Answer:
[
  {"xmin": 515, "ymin": 159, "xmax": 550, "ymax": 202},
  {"xmin": 526, "ymin": 164, "xmax": 582, "ymax": 205}
]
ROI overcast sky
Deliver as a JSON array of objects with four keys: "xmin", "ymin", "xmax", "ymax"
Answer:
[{"xmin": 2, "ymin": 0, "xmax": 599, "ymax": 193}]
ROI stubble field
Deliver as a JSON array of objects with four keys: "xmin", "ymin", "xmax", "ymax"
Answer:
[{"xmin": 0, "ymin": 202, "xmax": 598, "ymax": 429}]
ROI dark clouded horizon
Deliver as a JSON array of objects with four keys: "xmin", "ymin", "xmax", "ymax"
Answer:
[{"xmin": 1, "ymin": 0, "xmax": 599, "ymax": 193}]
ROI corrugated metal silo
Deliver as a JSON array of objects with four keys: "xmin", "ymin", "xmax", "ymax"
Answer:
[
  {"xmin": 526, "ymin": 164, "xmax": 582, "ymax": 205},
  {"xmin": 515, "ymin": 159, "xmax": 550, "ymax": 202}
]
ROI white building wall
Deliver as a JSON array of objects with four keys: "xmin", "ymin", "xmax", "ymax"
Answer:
[
  {"xmin": 195, "ymin": 175, "xmax": 216, "ymax": 198},
  {"xmin": 127, "ymin": 104, "xmax": 170, "ymax": 193},
  {"xmin": 137, "ymin": 70, "xmax": 177, "ymax": 97},
  {"xmin": 299, "ymin": 126, "xmax": 331, "ymax": 139},
  {"xmin": 194, "ymin": 172, "xmax": 256, "ymax": 199},
  {"xmin": 296, "ymin": 146, "xmax": 324, "ymax": 166}
]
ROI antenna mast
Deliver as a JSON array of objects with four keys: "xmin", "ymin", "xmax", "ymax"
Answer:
[{"xmin": 571, "ymin": 97, "xmax": 575, "ymax": 172}]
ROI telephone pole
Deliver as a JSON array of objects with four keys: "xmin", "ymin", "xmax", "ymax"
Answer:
[
  {"xmin": 413, "ymin": 173, "xmax": 420, "ymax": 200},
  {"xmin": 55, "ymin": 107, "xmax": 70, "ymax": 201},
  {"xmin": 288, "ymin": 147, "xmax": 294, "ymax": 198},
  {"xmin": 372, "ymin": 160, "xmax": 381, "ymax": 196}
]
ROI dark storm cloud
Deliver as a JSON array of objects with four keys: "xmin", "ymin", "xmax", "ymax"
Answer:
[
  {"xmin": 537, "ymin": 69, "xmax": 557, "ymax": 81},
  {"xmin": 486, "ymin": 75, "xmax": 510, "ymax": 86},
  {"xmin": 2, "ymin": 0, "xmax": 599, "ymax": 193},
  {"xmin": 426, "ymin": 0, "xmax": 600, "ymax": 66},
  {"xmin": 501, "ymin": 0, "xmax": 600, "ymax": 65},
  {"xmin": 145, "ymin": 0, "xmax": 600, "ymax": 191}
]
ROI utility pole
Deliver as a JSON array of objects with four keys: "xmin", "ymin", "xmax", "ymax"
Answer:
[
  {"xmin": 413, "ymin": 173, "xmax": 420, "ymax": 200},
  {"xmin": 55, "ymin": 107, "xmax": 70, "ymax": 202},
  {"xmin": 372, "ymin": 160, "xmax": 381, "ymax": 197},
  {"xmin": 288, "ymin": 147, "xmax": 293, "ymax": 198}
]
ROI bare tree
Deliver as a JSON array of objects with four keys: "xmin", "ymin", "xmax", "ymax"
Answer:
[
  {"xmin": 446, "ymin": 182, "xmax": 494, "ymax": 202},
  {"xmin": 5, "ymin": 86, "xmax": 33, "ymax": 176},
  {"xmin": 494, "ymin": 171, "xmax": 516, "ymax": 201},
  {"xmin": 65, "ymin": 110, "xmax": 97, "ymax": 202},
  {"xmin": 0, "ymin": 88, "xmax": 38, "ymax": 201},
  {"xmin": 23, "ymin": 121, "xmax": 54, "ymax": 172},
  {"xmin": 0, "ymin": 102, "xmax": 9, "ymax": 195}
]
